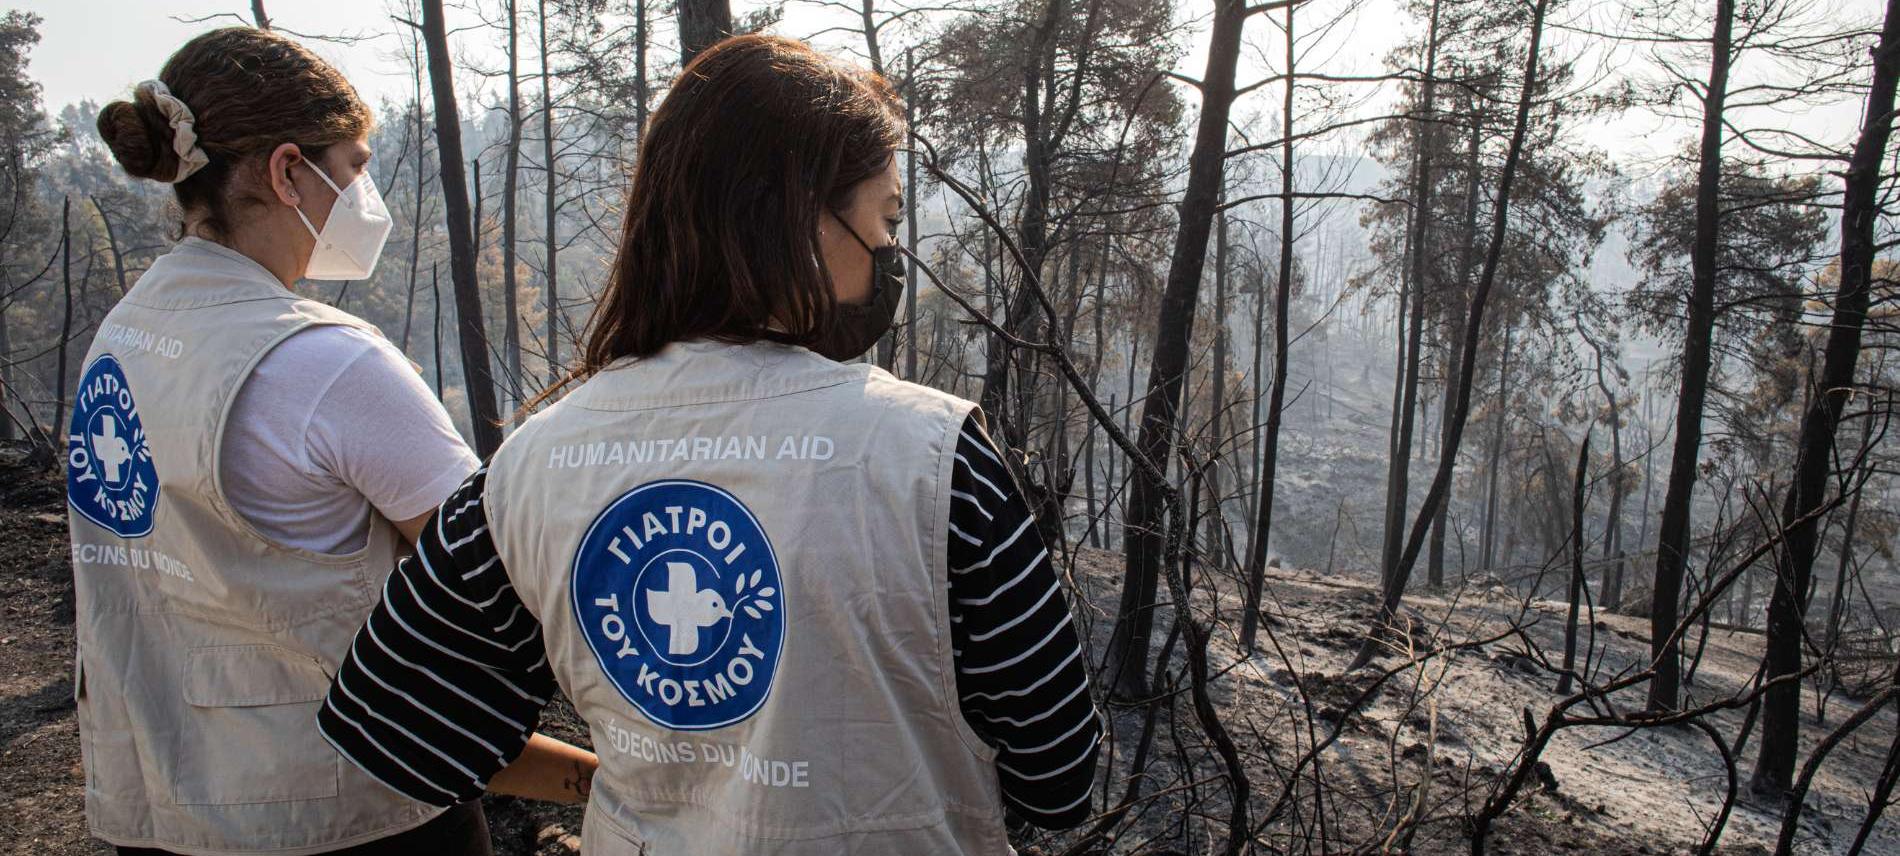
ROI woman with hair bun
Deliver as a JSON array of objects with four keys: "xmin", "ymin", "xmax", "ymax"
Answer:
[{"xmin": 76, "ymin": 26, "xmax": 593, "ymax": 856}]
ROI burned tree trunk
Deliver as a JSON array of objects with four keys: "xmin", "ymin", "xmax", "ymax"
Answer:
[
  {"xmin": 432, "ymin": 263, "xmax": 444, "ymax": 395},
  {"xmin": 53, "ymin": 196, "xmax": 69, "ymax": 439},
  {"xmin": 1106, "ymin": 0, "xmax": 1253, "ymax": 698},
  {"xmin": 1380, "ymin": 0, "xmax": 1444, "ymax": 594},
  {"xmin": 1206, "ymin": 211, "xmax": 1229, "ymax": 562},
  {"xmin": 1239, "ymin": 0, "xmax": 1298, "ymax": 652},
  {"xmin": 904, "ymin": 49, "xmax": 918, "ymax": 380},
  {"xmin": 1085, "ymin": 238, "xmax": 1109, "ymax": 548},
  {"xmin": 677, "ymin": 0, "xmax": 732, "ymax": 66},
  {"xmin": 401, "ymin": 62, "xmax": 427, "ymax": 353},
  {"xmin": 978, "ymin": 0, "xmax": 1064, "ymax": 454},
  {"xmin": 90, "ymin": 197, "xmax": 127, "ymax": 294},
  {"xmin": 1429, "ymin": 112, "xmax": 1484, "ymax": 587},
  {"xmin": 1824, "ymin": 411, "xmax": 1874, "ymax": 652},
  {"xmin": 1480, "ymin": 322, "xmax": 1512, "ymax": 571},
  {"xmin": 1648, "ymin": 0, "xmax": 1734, "ymax": 713},
  {"xmin": 1596, "ymin": 348, "xmax": 1629, "ymax": 610},
  {"xmin": 503, "ymin": 0, "xmax": 524, "ymax": 419},
  {"xmin": 539, "ymin": 0, "xmax": 561, "ymax": 385},
  {"xmin": 635, "ymin": 0, "xmax": 648, "ymax": 141},
  {"xmin": 1559, "ymin": 430, "xmax": 1590, "ymax": 696},
  {"xmin": 1751, "ymin": 0, "xmax": 1899, "ymax": 793},
  {"xmin": 1352, "ymin": 0, "xmax": 1549, "ymax": 670},
  {"xmin": 419, "ymin": 0, "xmax": 503, "ymax": 456}
]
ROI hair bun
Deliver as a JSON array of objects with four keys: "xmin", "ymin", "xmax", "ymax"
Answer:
[{"xmin": 97, "ymin": 91, "xmax": 183, "ymax": 183}]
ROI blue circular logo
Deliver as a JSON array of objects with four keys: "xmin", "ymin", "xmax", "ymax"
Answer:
[
  {"xmin": 66, "ymin": 354, "xmax": 158, "ymax": 538},
  {"xmin": 572, "ymin": 480, "xmax": 786, "ymax": 731}
]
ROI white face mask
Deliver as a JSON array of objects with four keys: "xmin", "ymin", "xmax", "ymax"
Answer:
[{"xmin": 293, "ymin": 160, "xmax": 393, "ymax": 281}]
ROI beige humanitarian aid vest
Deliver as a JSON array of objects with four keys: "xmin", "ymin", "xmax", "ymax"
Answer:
[
  {"xmin": 486, "ymin": 339, "xmax": 1012, "ymax": 855},
  {"xmin": 65, "ymin": 238, "xmax": 441, "ymax": 854}
]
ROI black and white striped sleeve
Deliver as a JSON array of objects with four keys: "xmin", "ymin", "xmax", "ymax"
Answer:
[
  {"xmin": 948, "ymin": 415, "xmax": 1104, "ymax": 830},
  {"xmin": 318, "ymin": 466, "xmax": 555, "ymax": 807}
]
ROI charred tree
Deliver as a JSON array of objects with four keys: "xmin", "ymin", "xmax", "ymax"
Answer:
[
  {"xmin": 976, "ymin": 0, "xmax": 1066, "ymax": 451},
  {"xmin": 1106, "ymin": 0, "xmax": 1254, "ymax": 698},
  {"xmin": 1559, "ymin": 430, "xmax": 1590, "ymax": 695},
  {"xmin": 1239, "ymin": 0, "xmax": 1298, "ymax": 652},
  {"xmin": 1593, "ymin": 342, "xmax": 1629, "ymax": 610},
  {"xmin": 503, "ymin": 0, "xmax": 524, "ymax": 418},
  {"xmin": 1352, "ymin": 0, "xmax": 1549, "ymax": 670},
  {"xmin": 1648, "ymin": 0, "xmax": 1734, "ymax": 713},
  {"xmin": 1824, "ymin": 410, "xmax": 1875, "ymax": 652},
  {"xmin": 1751, "ymin": 0, "xmax": 1900, "ymax": 793},
  {"xmin": 1207, "ymin": 209, "xmax": 1230, "ymax": 562},
  {"xmin": 1478, "ymin": 329, "xmax": 1509, "ymax": 571},
  {"xmin": 419, "ymin": 0, "xmax": 504, "ymax": 455},
  {"xmin": 1428, "ymin": 99, "xmax": 1486, "ymax": 587},
  {"xmin": 90, "ymin": 197, "xmax": 127, "ymax": 293},
  {"xmin": 904, "ymin": 49, "xmax": 918, "ymax": 380},
  {"xmin": 678, "ymin": 0, "xmax": 732, "ymax": 65},
  {"xmin": 400, "ymin": 47, "xmax": 427, "ymax": 353},
  {"xmin": 539, "ymin": 0, "xmax": 561, "ymax": 385},
  {"xmin": 52, "ymin": 195, "xmax": 68, "ymax": 438},
  {"xmin": 1380, "ymin": 0, "xmax": 1445, "ymax": 594}
]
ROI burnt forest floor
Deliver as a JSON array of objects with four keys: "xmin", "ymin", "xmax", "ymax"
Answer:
[{"xmin": 4, "ymin": 446, "xmax": 1895, "ymax": 854}]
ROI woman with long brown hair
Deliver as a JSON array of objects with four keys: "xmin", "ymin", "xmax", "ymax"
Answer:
[
  {"xmin": 77, "ymin": 26, "xmax": 591, "ymax": 856},
  {"xmin": 321, "ymin": 33, "xmax": 1103, "ymax": 853}
]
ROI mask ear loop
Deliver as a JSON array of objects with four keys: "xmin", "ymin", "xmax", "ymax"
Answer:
[
  {"xmin": 304, "ymin": 160, "xmax": 349, "ymax": 198},
  {"xmin": 292, "ymin": 159, "xmax": 350, "ymax": 243},
  {"xmin": 830, "ymin": 213, "xmax": 889, "ymax": 299},
  {"xmin": 832, "ymin": 212, "xmax": 879, "ymax": 253}
]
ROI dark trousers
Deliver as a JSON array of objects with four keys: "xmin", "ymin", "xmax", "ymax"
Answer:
[{"xmin": 115, "ymin": 800, "xmax": 492, "ymax": 856}]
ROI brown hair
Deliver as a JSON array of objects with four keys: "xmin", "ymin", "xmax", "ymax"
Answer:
[
  {"xmin": 97, "ymin": 27, "xmax": 372, "ymax": 240},
  {"xmin": 577, "ymin": 34, "xmax": 902, "ymax": 376}
]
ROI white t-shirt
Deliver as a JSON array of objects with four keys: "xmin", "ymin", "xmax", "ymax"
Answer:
[{"xmin": 219, "ymin": 324, "xmax": 480, "ymax": 554}]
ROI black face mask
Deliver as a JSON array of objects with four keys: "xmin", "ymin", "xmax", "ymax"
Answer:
[{"xmin": 810, "ymin": 221, "xmax": 904, "ymax": 362}]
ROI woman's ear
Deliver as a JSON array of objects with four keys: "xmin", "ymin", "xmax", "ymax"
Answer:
[{"xmin": 265, "ymin": 142, "xmax": 304, "ymax": 209}]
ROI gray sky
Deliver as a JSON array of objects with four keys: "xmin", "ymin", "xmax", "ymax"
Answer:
[{"xmin": 12, "ymin": 0, "xmax": 1881, "ymax": 177}]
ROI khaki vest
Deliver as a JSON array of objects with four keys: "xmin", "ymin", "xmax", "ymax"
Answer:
[
  {"xmin": 486, "ymin": 340, "xmax": 1011, "ymax": 855},
  {"xmin": 66, "ymin": 238, "xmax": 441, "ymax": 854}
]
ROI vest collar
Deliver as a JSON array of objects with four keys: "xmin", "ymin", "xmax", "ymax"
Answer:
[
  {"xmin": 572, "ymin": 339, "xmax": 869, "ymax": 412},
  {"xmin": 176, "ymin": 237, "xmax": 284, "ymax": 280},
  {"xmin": 125, "ymin": 237, "xmax": 301, "ymax": 310}
]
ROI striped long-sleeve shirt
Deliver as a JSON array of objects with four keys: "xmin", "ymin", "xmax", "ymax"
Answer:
[{"xmin": 318, "ymin": 414, "xmax": 1103, "ymax": 829}]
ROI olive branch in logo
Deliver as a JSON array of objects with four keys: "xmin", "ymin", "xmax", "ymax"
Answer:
[{"xmin": 732, "ymin": 569, "xmax": 777, "ymax": 621}]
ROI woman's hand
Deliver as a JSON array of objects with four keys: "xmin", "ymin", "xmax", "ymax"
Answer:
[{"xmin": 489, "ymin": 733, "xmax": 599, "ymax": 805}]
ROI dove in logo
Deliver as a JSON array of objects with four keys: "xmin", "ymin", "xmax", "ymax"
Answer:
[{"xmin": 646, "ymin": 561, "xmax": 733, "ymax": 657}]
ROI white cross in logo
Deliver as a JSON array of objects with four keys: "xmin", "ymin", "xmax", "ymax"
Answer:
[
  {"xmin": 646, "ymin": 561, "xmax": 731, "ymax": 657},
  {"xmin": 92, "ymin": 415, "xmax": 133, "ymax": 486}
]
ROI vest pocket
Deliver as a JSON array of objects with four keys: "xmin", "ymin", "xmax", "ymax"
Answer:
[
  {"xmin": 579, "ymin": 791, "xmax": 649, "ymax": 855},
  {"xmin": 172, "ymin": 644, "xmax": 341, "ymax": 806}
]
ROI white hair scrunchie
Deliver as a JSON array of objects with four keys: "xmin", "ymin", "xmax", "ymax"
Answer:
[{"xmin": 136, "ymin": 79, "xmax": 210, "ymax": 184}]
